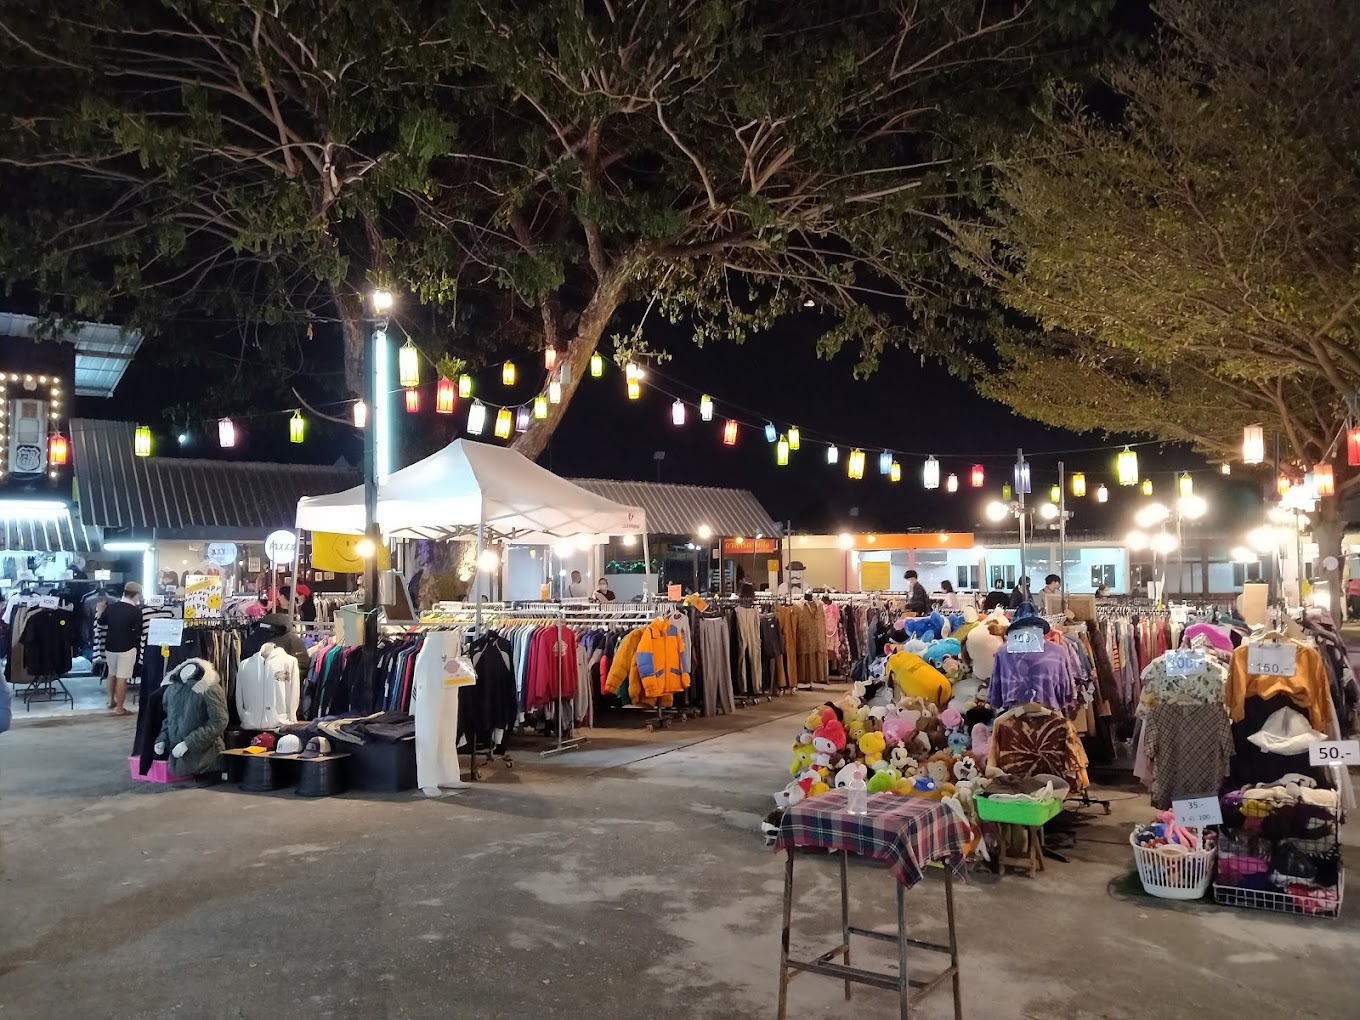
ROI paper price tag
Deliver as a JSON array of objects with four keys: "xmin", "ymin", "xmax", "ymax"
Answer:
[
  {"xmin": 1308, "ymin": 740, "xmax": 1360, "ymax": 767},
  {"xmin": 1246, "ymin": 642, "xmax": 1296, "ymax": 677},
  {"xmin": 1005, "ymin": 628, "xmax": 1043, "ymax": 653},
  {"xmin": 1163, "ymin": 650, "xmax": 1205, "ymax": 677},
  {"xmin": 1172, "ymin": 796, "xmax": 1222, "ymax": 828},
  {"xmin": 38, "ymin": 595, "xmax": 59, "ymax": 609},
  {"xmin": 146, "ymin": 618, "xmax": 185, "ymax": 647}
]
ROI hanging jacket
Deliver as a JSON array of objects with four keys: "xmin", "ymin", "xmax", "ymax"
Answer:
[
  {"xmin": 634, "ymin": 617, "xmax": 691, "ymax": 698},
  {"xmin": 157, "ymin": 658, "xmax": 228, "ymax": 777},
  {"xmin": 235, "ymin": 643, "xmax": 301, "ymax": 730}
]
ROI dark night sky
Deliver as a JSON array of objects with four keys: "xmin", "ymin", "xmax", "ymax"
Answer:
[{"xmin": 79, "ymin": 304, "xmax": 1263, "ymax": 537}]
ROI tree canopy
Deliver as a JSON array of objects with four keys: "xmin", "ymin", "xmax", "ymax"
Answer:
[
  {"xmin": 0, "ymin": 0, "xmax": 1115, "ymax": 455},
  {"xmin": 951, "ymin": 0, "xmax": 1360, "ymax": 479}
]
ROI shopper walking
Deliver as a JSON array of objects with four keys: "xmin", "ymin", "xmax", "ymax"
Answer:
[
  {"xmin": 1008, "ymin": 576, "xmax": 1031, "ymax": 610},
  {"xmin": 100, "ymin": 581, "xmax": 144, "ymax": 716},
  {"xmin": 903, "ymin": 570, "xmax": 930, "ymax": 615}
]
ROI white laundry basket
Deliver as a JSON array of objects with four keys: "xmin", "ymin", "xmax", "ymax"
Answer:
[{"xmin": 1130, "ymin": 831, "xmax": 1216, "ymax": 900}]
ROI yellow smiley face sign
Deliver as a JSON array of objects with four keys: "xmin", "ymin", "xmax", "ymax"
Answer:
[{"xmin": 310, "ymin": 531, "xmax": 390, "ymax": 573}]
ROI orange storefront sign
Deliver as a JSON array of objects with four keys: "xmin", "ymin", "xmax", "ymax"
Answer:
[{"xmin": 722, "ymin": 537, "xmax": 778, "ymax": 554}]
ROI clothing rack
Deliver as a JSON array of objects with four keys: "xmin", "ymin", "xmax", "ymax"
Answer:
[{"xmin": 559, "ymin": 605, "xmax": 684, "ymax": 733}]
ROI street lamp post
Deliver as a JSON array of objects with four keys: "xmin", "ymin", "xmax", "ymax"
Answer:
[{"xmin": 363, "ymin": 288, "xmax": 394, "ymax": 659}]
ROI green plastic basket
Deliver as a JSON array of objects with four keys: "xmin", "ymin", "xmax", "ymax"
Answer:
[{"xmin": 975, "ymin": 795, "xmax": 1064, "ymax": 827}]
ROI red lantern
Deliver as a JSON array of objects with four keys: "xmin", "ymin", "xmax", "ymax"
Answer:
[
  {"xmin": 1348, "ymin": 427, "xmax": 1360, "ymax": 467},
  {"xmin": 722, "ymin": 420, "xmax": 738, "ymax": 446},
  {"xmin": 544, "ymin": 347, "xmax": 558, "ymax": 370},
  {"xmin": 435, "ymin": 377, "xmax": 456, "ymax": 415},
  {"xmin": 970, "ymin": 464, "xmax": 984, "ymax": 488},
  {"xmin": 404, "ymin": 388, "xmax": 420, "ymax": 414},
  {"xmin": 1314, "ymin": 462, "xmax": 1335, "ymax": 496},
  {"xmin": 47, "ymin": 432, "xmax": 68, "ymax": 466}
]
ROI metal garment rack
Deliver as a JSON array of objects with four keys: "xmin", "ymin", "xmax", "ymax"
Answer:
[{"xmin": 559, "ymin": 604, "xmax": 683, "ymax": 733}]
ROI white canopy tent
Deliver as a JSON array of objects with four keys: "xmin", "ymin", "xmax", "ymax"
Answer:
[{"xmin": 294, "ymin": 439, "xmax": 650, "ymax": 608}]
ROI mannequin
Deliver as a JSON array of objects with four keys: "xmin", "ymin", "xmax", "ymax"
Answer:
[
  {"xmin": 154, "ymin": 658, "xmax": 228, "ymax": 778},
  {"xmin": 412, "ymin": 631, "xmax": 471, "ymax": 796}
]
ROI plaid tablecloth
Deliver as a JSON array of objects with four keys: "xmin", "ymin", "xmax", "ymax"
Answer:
[{"xmin": 774, "ymin": 791, "xmax": 972, "ymax": 888}]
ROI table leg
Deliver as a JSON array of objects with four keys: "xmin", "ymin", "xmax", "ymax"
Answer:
[
  {"xmin": 896, "ymin": 881, "xmax": 911, "ymax": 1020},
  {"xmin": 777, "ymin": 850, "xmax": 794, "ymax": 1020},
  {"xmin": 945, "ymin": 867, "xmax": 961, "ymax": 1020},
  {"xmin": 839, "ymin": 850, "xmax": 852, "ymax": 1001}
]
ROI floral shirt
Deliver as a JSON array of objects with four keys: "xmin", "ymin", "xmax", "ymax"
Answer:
[{"xmin": 1137, "ymin": 653, "xmax": 1227, "ymax": 717}]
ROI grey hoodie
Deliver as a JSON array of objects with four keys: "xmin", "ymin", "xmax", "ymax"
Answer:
[{"xmin": 157, "ymin": 658, "xmax": 228, "ymax": 777}]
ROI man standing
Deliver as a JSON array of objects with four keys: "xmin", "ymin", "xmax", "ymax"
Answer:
[
  {"xmin": 903, "ymin": 570, "xmax": 930, "ymax": 615},
  {"xmin": 565, "ymin": 570, "xmax": 589, "ymax": 598},
  {"xmin": 100, "ymin": 581, "xmax": 143, "ymax": 716}
]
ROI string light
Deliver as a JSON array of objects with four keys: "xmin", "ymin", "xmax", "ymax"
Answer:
[
  {"xmin": 879, "ymin": 451, "xmax": 893, "ymax": 476},
  {"xmin": 1050, "ymin": 484, "xmax": 1060, "ymax": 503},
  {"xmin": 544, "ymin": 347, "xmax": 558, "ymax": 371},
  {"xmin": 590, "ymin": 353, "xmax": 604, "ymax": 378},
  {"xmin": 289, "ymin": 411, "xmax": 305, "ymax": 444},
  {"xmin": 458, "ymin": 374, "xmax": 473, "ymax": 399},
  {"xmin": 723, "ymin": 420, "xmax": 739, "ymax": 446},
  {"xmin": 671, "ymin": 400, "xmax": 686, "ymax": 426},
  {"xmin": 970, "ymin": 464, "xmax": 985, "ymax": 488},
  {"xmin": 1141, "ymin": 479, "xmax": 1153, "ymax": 496},
  {"xmin": 1315, "ymin": 462, "xmax": 1335, "ymax": 496},
  {"xmin": 533, "ymin": 396, "xmax": 549, "ymax": 420},
  {"xmin": 776, "ymin": 434, "xmax": 790, "ymax": 466},
  {"xmin": 1117, "ymin": 446, "xmax": 1139, "ymax": 486},
  {"xmin": 923, "ymin": 456, "xmax": 940, "ymax": 489},
  {"xmin": 1220, "ymin": 463, "xmax": 1231, "ymax": 475},
  {"xmin": 501, "ymin": 361, "xmax": 516, "ymax": 386},
  {"xmin": 352, "ymin": 402, "xmax": 367, "ymax": 429},
  {"xmin": 218, "ymin": 417, "xmax": 237, "ymax": 447},
  {"xmin": 47, "ymin": 432, "xmax": 68, "ymax": 466},
  {"xmin": 404, "ymin": 388, "xmax": 420, "ymax": 414},
  {"xmin": 515, "ymin": 406, "xmax": 531, "ymax": 433},
  {"xmin": 764, "ymin": 422, "xmax": 777, "ymax": 443},
  {"xmin": 134, "ymin": 425, "xmax": 152, "ymax": 457},
  {"xmin": 436, "ymin": 378, "xmax": 456, "ymax": 414},
  {"xmin": 548, "ymin": 379, "xmax": 563, "ymax": 404},
  {"xmin": 1096, "ymin": 484, "xmax": 1109, "ymax": 503},
  {"xmin": 1071, "ymin": 472, "xmax": 1086, "ymax": 497},
  {"xmin": 827, "ymin": 445, "xmax": 840, "ymax": 465},
  {"xmin": 494, "ymin": 407, "xmax": 512, "ymax": 439},
  {"xmin": 847, "ymin": 449, "xmax": 865, "ymax": 480},
  {"xmin": 1242, "ymin": 425, "xmax": 1264, "ymax": 465},
  {"xmin": 398, "ymin": 341, "xmax": 420, "ymax": 388},
  {"xmin": 699, "ymin": 395, "xmax": 714, "ymax": 422},
  {"xmin": 626, "ymin": 379, "xmax": 641, "ymax": 400},
  {"xmin": 466, "ymin": 400, "xmax": 487, "ymax": 435},
  {"xmin": 889, "ymin": 461, "xmax": 902, "ymax": 483},
  {"xmin": 946, "ymin": 473, "xmax": 958, "ymax": 493},
  {"xmin": 788, "ymin": 426, "xmax": 801, "ymax": 451},
  {"xmin": 1178, "ymin": 472, "xmax": 1193, "ymax": 498}
]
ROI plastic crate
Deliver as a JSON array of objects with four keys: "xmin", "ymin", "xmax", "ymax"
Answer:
[
  {"xmin": 128, "ymin": 756, "xmax": 191, "ymax": 784},
  {"xmin": 1130, "ymin": 830, "xmax": 1216, "ymax": 900},
  {"xmin": 975, "ymin": 795, "xmax": 1063, "ymax": 827}
]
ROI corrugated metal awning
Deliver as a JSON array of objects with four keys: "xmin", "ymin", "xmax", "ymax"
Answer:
[
  {"xmin": 0, "ymin": 312, "xmax": 142, "ymax": 397},
  {"xmin": 0, "ymin": 510, "xmax": 100, "ymax": 553},
  {"xmin": 71, "ymin": 419, "xmax": 357, "ymax": 536},
  {"xmin": 570, "ymin": 478, "xmax": 777, "ymax": 538}
]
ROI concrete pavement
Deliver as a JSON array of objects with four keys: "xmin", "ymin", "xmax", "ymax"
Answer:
[{"xmin": 1, "ymin": 695, "xmax": 1357, "ymax": 1019}]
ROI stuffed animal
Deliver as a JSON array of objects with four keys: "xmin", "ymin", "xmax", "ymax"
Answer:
[
  {"xmin": 881, "ymin": 715, "xmax": 915, "ymax": 747},
  {"xmin": 947, "ymin": 731, "xmax": 970, "ymax": 755},
  {"xmin": 789, "ymin": 742, "xmax": 814, "ymax": 775},
  {"xmin": 889, "ymin": 745, "xmax": 915, "ymax": 773},
  {"xmin": 953, "ymin": 756, "xmax": 980, "ymax": 783},
  {"xmin": 858, "ymin": 731, "xmax": 886, "ymax": 766},
  {"xmin": 939, "ymin": 706, "xmax": 963, "ymax": 729},
  {"xmin": 893, "ymin": 777, "xmax": 916, "ymax": 795},
  {"xmin": 835, "ymin": 761, "xmax": 868, "ymax": 788},
  {"xmin": 926, "ymin": 754, "xmax": 953, "ymax": 786},
  {"xmin": 865, "ymin": 770, "xmax": 895, "ymax": 794},
  {"xmin": 971, "ymin": 722, "xmax": 991, "ymax": 758},
  {"xmin": 812, "ymin": 720, "xmax": 847, "ymax": 766},
  {"xmin": 805, "ymin": 709, "xmax": 826, "ymax": 731},
  {"xmin": 808, "ymin": 781, "xmax": 831, "ymax": 798}
]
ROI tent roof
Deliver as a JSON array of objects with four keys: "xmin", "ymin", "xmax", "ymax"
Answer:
[{"xmin": 294, "ymin": 438, "xmax": 646, "ymax": 542}]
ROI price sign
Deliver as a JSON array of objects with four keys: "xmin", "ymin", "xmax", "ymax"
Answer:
[
  {"xmin": 1246, "ymin": 641, "xmax": 1296, "ymax": 677},
  {"xmin": 147, "ymin": 595, "xmax": 165, "ymax": 608},
  {"xmin": 1163, "ymin": 649, "xmax": 1205, "ymax": 677},
  {"xmin": 94, "ymin": 569, "xmax": 112, "ymax": 581},
  {"xmin": 38, "ymin": 595, "xmax": 59, "ymax": 609},
  {"xmin": 1308, "ymin": 740, "xmax": 1360, "ymax": 767},
  {"xmin": 147, "ymin": 618, "xmax": 184, "ymax": 647},
  {"xmin": 1172, "ymin": 796, "xmax": 1223, "ymax": 828},
  {"xmin": 1005, "ymin": 627, "xmax": 1043, "ymax": 653}
]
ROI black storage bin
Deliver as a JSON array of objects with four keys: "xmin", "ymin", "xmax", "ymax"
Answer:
[
  {"xmin": 296, "ymin": 757, "xmax": 348, "ymax": 798},
  {"xmin": 341, "ymin": 737, "xmax": 417, "ymax": 792},
  {"xmin": 239, "ymin": 754, "xmax": 298, "ymax": 792},
  {"xmin": 223, "ymin": 729, "xmax": 256, "ymax": 782}
]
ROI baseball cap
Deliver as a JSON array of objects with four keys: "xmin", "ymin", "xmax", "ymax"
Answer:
[
  {"xmin": 274, "ymin": 734, "xmax": 303, "ymax": 755},
  {"xmin": 249, "ymin": 733, "xmax": 277, "ymax": 752},
  {"xmin": 298, "ymin": 736, "xmax": 332, "ymax": 759}
]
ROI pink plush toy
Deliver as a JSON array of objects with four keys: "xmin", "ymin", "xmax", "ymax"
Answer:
[
  {"xmin": 939, "ymin": 707, "xmax": 963, "ymax": 729},
  {"xmin": 881, "ymin": 716, "xmax": 915, "ymax": 747},
  {"xmin": 970, "ymin": 722, "xmax": 990, "ymax": 757},
  {"xmin": 1155, "ymin": 809, "xmax": 1199, "ymax": 849}
]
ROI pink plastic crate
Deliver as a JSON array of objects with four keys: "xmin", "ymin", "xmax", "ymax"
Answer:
[{"xmin": 128, "ymin": 756, "xmax": 192, "ymax": 784}]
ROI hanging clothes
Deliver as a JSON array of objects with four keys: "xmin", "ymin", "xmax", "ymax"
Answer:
[{"xmin": 412, "ymin": 631, "xmax": 468, "ymax": 795}]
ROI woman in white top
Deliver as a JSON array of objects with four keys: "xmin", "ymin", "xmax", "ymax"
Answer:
[{"xmin": 939, "ymin": 580, "xmax": 962, "ymax": 611}]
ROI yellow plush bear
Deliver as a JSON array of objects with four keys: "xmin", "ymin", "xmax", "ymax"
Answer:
[
  {"xmin": 789, "ymin": 743, "xmax": 814, "ymax": 776},
  {"xmin": 858, "ymin": 731, "xmax": 886, "ymax": 766}
]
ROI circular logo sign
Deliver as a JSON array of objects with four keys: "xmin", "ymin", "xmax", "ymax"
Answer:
[
  {"xmin": 206, "ymin": 542, "xmax": 238, "ymax": 566},
  {"xmin": 264, "ymin": 530, "xmax": 297, "ymax": 565}
]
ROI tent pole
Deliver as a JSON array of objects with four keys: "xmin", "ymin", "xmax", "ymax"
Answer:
[
  {"xmin": 642, "ymin": 531, "xmax": 652, "ymax": 602},
  {"xmin": 475, "ymin": 519, "xmax": 485, "ymax": 630}
]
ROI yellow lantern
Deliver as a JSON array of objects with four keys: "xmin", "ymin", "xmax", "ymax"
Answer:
[
  {"xmin": 289, "ymin": 411, "xmax": 305, "ymax": 444},
  {"xmin": 847, "ymin": 449, "xmax": 865, "ymax": 479},
  {"xmin": 458, "ymin": 374, "xmax": 473, "ymax": 399},
  {"xmin": 134, "ymin": 424, "xmax": 152, "ymax": 457},
  {"xmin": 1071, "ymin": 472, "xmax": 1086, "ymax": 497},
  {"xmin": 590, "ymin": 353, "xmax": 604, "ymax": 378},
  {"xmin": 776, "ymin": 434, "xmax": 790, "ymax": 466},
  {"xmin": 1242, "ymin": 424, "xmax": 1264, "ymax": 465},
  {"xmin": 889, "ymin": 461, "xmax": 902, "ymax": 483},
  {"xmin": 533, "ymin": 396, "xmax": 548, "ymax": 420},
  {"xmin": 1117, "ymin": 446, "xmax": 1139, "ymax": 486},
  {"xmin": 1050, "ymin": 484, "xmax": 1060, "ymax": 503},
  {"xmin": 398, "ymin": 341, "xmax": 419, "ymax": 388},
  {"xmin": 501, "ymin": 361, "xmax": 516, "ymax": 386},
  {"xmin": 494, "ymin": 407, "xmax": 512, "ymax": 439},
  {"xmin": 1141, "ymin": 479, "xmax": 1153, "ymax": 496},
  {"xmin": 788, "ymin": 426, "xmax": 801, "ymax": 451},
  {"xmin": 626, "ymin": 379, "xmax": 641, "ymax": 400},
  {"xmin": 1178, "ymin": 472, "xmax": 1193, "ymax": 498}
]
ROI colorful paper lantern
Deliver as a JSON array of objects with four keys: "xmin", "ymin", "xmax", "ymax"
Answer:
[
  {"xmin": 494, "ymin": 407, "xmax": 512, "ymax": 439},
  {"xmin": 1314, "ymin": 462, "xmax": 1335, "ymax": 496},
  {"xmin": 218, "ymin": 417, "xmax": 237, "ymax": 447},
  {"xmin": 502, "ymin": 361, "xmax": 517, "ymax": 386},
  {"xmin": 788, "ymin": 426, "xmax": 801, "ymax": 451},
  {"xmin": 827, "ymin": 445, "xmax": 840, "ymax": 465},
  {"xmin": 776, "ymin": 435, "xmax": 790, "ymax": 466},
  {"xmin": 533, "ymin": 396, "xmax": 548, "ymax": 420},
  {"xmin": 1050, "ymin": 484, "xmax": 1060, "ymax": 503},
  {"xmin": 1276, "ymin": 473, "xmax": 1291, "ymax": 496},
  {"xmin": 671, "ymin": 400, "xmax": 686, "ymax": 426},
  {"xmin": 970, "ymin": 464, "xmax": 985, "ymax": 488},
  {"xmin": 626, "ymin": 379, "xmax": 641, "ymax": 400},
  {"xmin": 351, "ymin": 402, "xmax": 367, "ymax": 429},
  {"xmin": 404, "ymin": 388, "xmax": 420, "ymax": 413},
  {"xmin": 544, "ymin": 347, "xmax": 558, "ymax": 371},
  {"xmin": 458, "ymin": 374, "xmax": 473, "ymax": 399},
  {"xmin": 515, "ymin": 406, "xmax": 531, "ymax": 433},
  {"xmin": 289, "ymin": 411, "xmax": 305, "ymax": 444},
  {"xmin": 848, "ymin": 449, "xmax": 865, "ymax": 480},
  {"xmin": 1117, "ymin": 447, "xmax": 1138, "ymax": 486},
  {"xmin": 436, "ymin": 378, "xmax": 456, "ymax": 414},
  {"xmin": 1178, "ymin": 473, "xmax": 1193, "ymax": 498},
  {"xmin": 548, "ymin": 380, "xmax": 562, "ymax": 404},
  {"xmin": 134, "ymin": 425, "xmax": 152, "ymax": 457},
  {"xmin": 1242, "ymin": 425, "xmax": 1264, "ymax": 465},
  {"xmin": 1096, "ymin": 484, "xmax": 1109, "ymax": 503},
  {"xmin": 699, "ymin": 395, "xmax": 714, "ymax": 422},
  {"xmin": 923, "ymin": 456, "xmax": 940, "ymax": 490},
  {"xmin": 764, "ymin": 422, "xmax": 777, "ymax": 444},
  {"xmin": 1071, "ymin": 472, "xmax": 1086, "ymax": 497},
  {"xmin": 398, "ymin": 341, "xmax": 419, "ymax": 388},
  {"xmin": 1002, "ymin": 484, "xmax": 1012, "ymax": 501},
  {"xmin": 47, "ymin": 432, "xmax": 68, "ymax": 466},
  {"xmin": 1014, "ymin": 460, "xmax": 1031, "ymax": 494},
  {"xmin": 466, "ymin": 400, "xmax": 486, "ymax": 435},
  {"xmin": 889, "ymin": 461, "xmax": 902, "ymax": 483},
  {"xmin": 945, "ymin": 473, "xmax": 958, "ymax": 493},
  {"xmin": 1141, "ymin": 479, "xmax": 1153, "ymax": 496},
  {"xmin": 723, "ymin": 420, "xmax": 738, "ymax": 446},
  {"xmin": 879, "ymin": 451, "xmax": 893, "ymax": 476},
  {"xmin": 590, "ymin": 353, "xmax": 604, "ymax": 378}
]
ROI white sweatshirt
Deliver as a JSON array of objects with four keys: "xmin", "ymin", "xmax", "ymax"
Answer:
[{"xmin": 235, "ymin": 643, "xmax": 301, "ymax": 730}]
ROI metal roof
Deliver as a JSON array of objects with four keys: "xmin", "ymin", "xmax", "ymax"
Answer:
[
  {"xmin": 71, "ymin": 419, "xmax": 357, "ymax": 538},
  {"xmin": 570, "ymin": 478, "xmax": 777, "ymax": 538},
  {"xmin": 0, "ymin": 509, "xmax": 101, "ymax": 554},
  {"xmin": 0, "ymin": 312, "xmax": 143, "ymax": 397}
]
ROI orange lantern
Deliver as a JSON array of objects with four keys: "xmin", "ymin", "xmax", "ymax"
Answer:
[
  {"xmin": 722, "ymin": 420, "xmax": 738, "ymax": 446},
  {"xmin": 1314, "ymin": 462, "xmax": 1335, "ymax": 496},
  {"xmin": 435, "ymin": 377, "xmax": 456, "ymax": 414},
  {"xmin": 47, "ymin": 432, "xmax": 68, "ymax": 466},
  {"xmin": 404, "ymin": 388, "xmax": 420, "ymax": 413}
]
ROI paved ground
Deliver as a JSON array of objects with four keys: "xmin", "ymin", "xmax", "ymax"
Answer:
[{"xmin": 1, "ymin": 693, "xmax": 1357, "ymax": 1020}]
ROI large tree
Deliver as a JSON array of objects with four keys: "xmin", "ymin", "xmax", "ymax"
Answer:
[
  {"xmin": 950, "ymin": 0, "xmax": 1360, "ymax": 598},
  {"xmin": 0, "ymin": 0, "xmax": 1115, "ymax": 456}
]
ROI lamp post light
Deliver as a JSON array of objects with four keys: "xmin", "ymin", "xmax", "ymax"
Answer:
[{"xmin": 361, "ymin": 288, "xmax": 394, "ymax": 653}]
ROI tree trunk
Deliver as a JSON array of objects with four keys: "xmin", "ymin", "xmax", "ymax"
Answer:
[
  {"xmin": 511, "ymin": 267, "xmax": 631, "ymax": 461},
  {"xmin": 333, "ymin": 283, "xmax": 367, "ymax": 396},
  {"xmin": 1314, "ymin": 493, "xmax": 1346, "ymax": 621}
]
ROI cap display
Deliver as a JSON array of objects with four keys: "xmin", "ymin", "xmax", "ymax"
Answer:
[
  {"xmin": 249, "ymin": 733, "xmax": 277, "ymax": 751},
  {"xmin": 274, "ymin": 734, "xmax": 303, "ymax": 755},
  {"xmin": 299, "ymin": 736, "xmax": 332, "ymax": 759}
]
